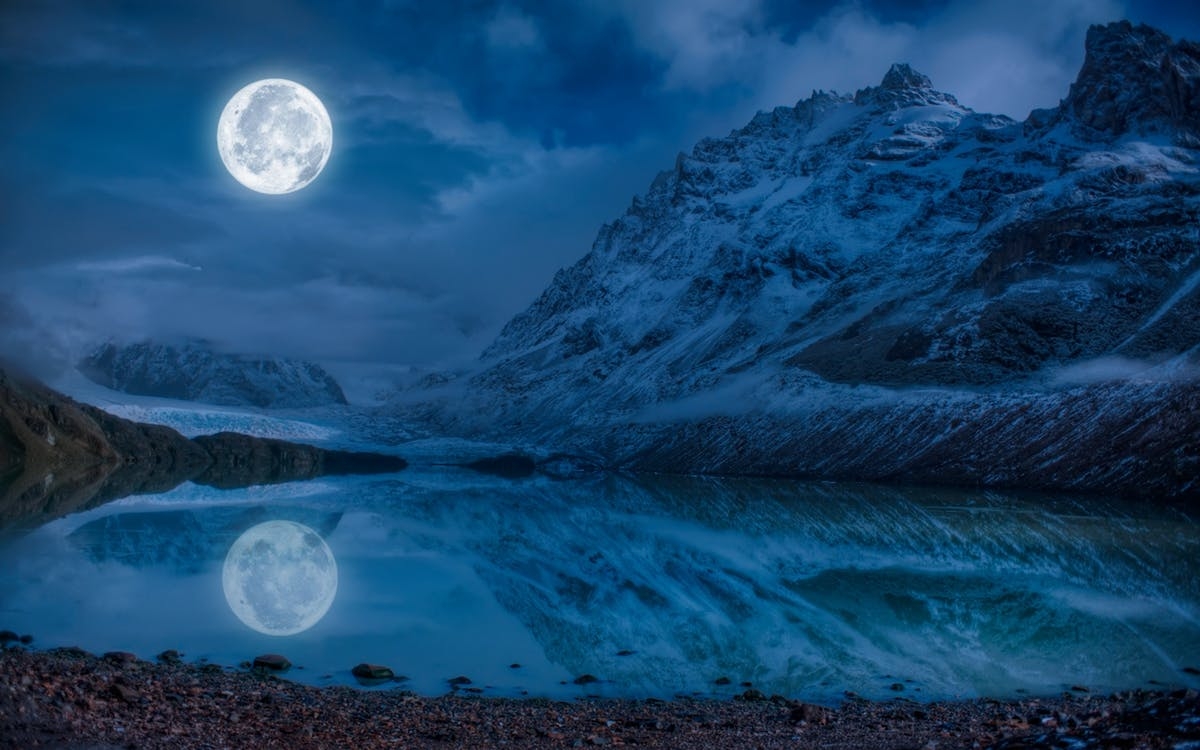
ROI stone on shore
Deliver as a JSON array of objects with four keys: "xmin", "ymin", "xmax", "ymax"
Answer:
[
  {"xmin": 103, "ymin": 651, "xmax": 138, "ymax": 664},
  {"xmin": 352, "ymin": 663, "xmax": 394, "ymax": 681},
  {"xmin": 252, "ymin": 654, "xmax": 291, "ymax": 671}
]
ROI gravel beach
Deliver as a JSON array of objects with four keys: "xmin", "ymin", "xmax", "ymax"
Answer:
[{"xmin": 2, "ymin": 648, "xmax": 1198, "ymax": 749}]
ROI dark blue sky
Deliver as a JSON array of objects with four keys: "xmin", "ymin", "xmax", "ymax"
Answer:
[{"xmin": 2, "ymin": 0, "xmax": 1198, "ymax": 377}]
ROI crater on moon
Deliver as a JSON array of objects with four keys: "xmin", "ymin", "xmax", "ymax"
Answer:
[
  {"xmin": 217, "ymin": 79, "xmax": 332, "ymax": 194},
  {"xmin": 222, "ymin": 520, "xmax": 338, "ymax": 636}
]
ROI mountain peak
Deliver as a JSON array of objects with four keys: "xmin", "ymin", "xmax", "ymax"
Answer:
[
  {"xmin": 1050, "ymin": 20, "xmax": 1200, "ymax": 140},
  {"xmin": 856, "ymin": 63, "xmax": 957, "ymax": 109},
  {"xmin": 1084, "ymin": 19, "xmax": 1172, "ymax": 61},
  {"xmin": 880, "ymin": 63, "xmax": 932, "ymax": 91}
]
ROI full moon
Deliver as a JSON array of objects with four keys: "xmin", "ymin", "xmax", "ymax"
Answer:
[
  {"xmin": 217, "ymin": 79, "xmax": 332, "ymax": 194},
  {"xmin": 222, "ymin": 520, "xmax": 338, "ymax": 636}
]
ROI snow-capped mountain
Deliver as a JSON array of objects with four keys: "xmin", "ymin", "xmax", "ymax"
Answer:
[
  {"xmin": 409, "ymin": 22, "xmax": 1200, "ymax": 499},
  {"xmin": 79, "ymin": 340, "xmax": 348, "ymax": 409}
]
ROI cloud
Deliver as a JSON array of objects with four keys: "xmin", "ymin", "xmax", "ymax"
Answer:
[
  {"xmin": 486, "ymin": 7, "xmax": 543, "ymax": 50},
  {"xmin": 0, "ymin": 0, "xmax": 337, "ymax": 70},
  {"xmin": 73, "ymin": 256, "xmax": 203, "ymax": 274},
  {"xmin": 0, "ymin": 293, "xmax": 87, "ymax": 379},
  {"xmin": 606, "ymin": 0, "xmax": 766, "ymax": 91},
  {"xmin": 602, "ymin": 0, "xmax": 1125, "ymax": 119},
  {"xmin": 5, "ymin": 0, "xmax": 1197, "ymax": 378}
]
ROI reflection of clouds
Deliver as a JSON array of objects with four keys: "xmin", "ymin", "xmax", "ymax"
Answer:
[{"xmin": 222, "ymin": 520, "xmax": 338, "ymax": 636}]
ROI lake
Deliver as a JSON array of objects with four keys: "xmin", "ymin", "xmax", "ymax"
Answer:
[{"xmin": 1, "ymin": 468, "xmax": 1197, "ymax": 702}]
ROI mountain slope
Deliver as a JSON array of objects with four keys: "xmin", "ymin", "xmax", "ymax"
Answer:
[
  {"xmin": 407, "ymin": 22, "xmax": 1200, "ymax": 500},
  {"xmin": 79, "ymin": 340, "xmax": 348, "ymax": 409},
  {"xmin": 0, "ymin": 367, "xmax": 405, "ymax": 528}
]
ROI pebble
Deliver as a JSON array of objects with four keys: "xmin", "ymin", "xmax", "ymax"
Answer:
[
  {"xmin": 789, "ymin": 702, "xmax": 829, "ymax": 725},
  {"xmin": 2, "ymin": 648, "xmax": 1197, "ymax": 750},
  {"xmin": 103, "ymin": 651, "xmax": 138, "ymax": 664}
]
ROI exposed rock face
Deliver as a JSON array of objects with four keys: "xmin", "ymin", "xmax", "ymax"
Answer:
[
  {"xmin": 0, "ymin": 367, "xmax": 211, "ymax": 527},
  {"xmin": 1044, "ymin": 21, "xmax": 1200, "ymax": 140},
  {"xmin": 0, "ymin": 367, "xmax": 405, "ymax": 528},
  {"xmin": 78, "ymin": 340, "xmax": 348, "ymax": 409},
  {"xmin": 409, "ymin": 22, "xmax": 1200, "ymax": 500}
]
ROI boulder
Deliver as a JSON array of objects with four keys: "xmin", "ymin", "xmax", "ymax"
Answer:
[
  {"xmin": 252, "ymin": 654, "xmax": 291, "ymax": 671},
  {"xmin": 351, "ymin": 663, "xmax": 394, "ymax": 680}
]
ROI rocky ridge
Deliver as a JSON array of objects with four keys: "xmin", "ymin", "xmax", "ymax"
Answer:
[
  {"xmin": 0, "ymin": 366, "xmax": 404, "ymax": 529},
  {"xmin": 404, "ymin": 22, "xmax": 1200, "ymax": 500}
]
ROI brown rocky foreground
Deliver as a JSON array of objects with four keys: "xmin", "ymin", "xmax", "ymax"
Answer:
[{"xmin": 2, "ymin": 648, "xmax": 1198, "ymax": 749}]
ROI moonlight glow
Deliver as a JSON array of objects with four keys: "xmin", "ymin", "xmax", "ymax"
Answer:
[
  {"xmin": 216, "ymin": 79, "xmax": 332, "ymax": 194},
  {"xmin": 222, "ymin": 520, "xmax": 338, "ymax": 636}
]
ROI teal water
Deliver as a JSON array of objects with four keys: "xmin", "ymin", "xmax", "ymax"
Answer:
[{"xmin": 1, "ymin": 469, "xmax": 1197, "ymax": 702}]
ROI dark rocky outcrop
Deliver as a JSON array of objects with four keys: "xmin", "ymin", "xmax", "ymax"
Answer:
[
  {"xmin": 464, "ymin": 453, "xmax": 538, "ymax": 478},
  {"xmin": 0, "ymin": 366, "xmax": 405, "ymax": 529},
  {"xmin": 251, "ymin": 654, "xmax": 291, "ymax": 672},
  {"xmin": 1042, "ymin": 21, "xmax": 1200, "ymax": 140},
  {"xmin": 191, "ymin": 433, "xmax": 404, "ymax": 489},
  {"xmin": 351, "ymin": 663, "xmax": 395, "ymax": 681}
]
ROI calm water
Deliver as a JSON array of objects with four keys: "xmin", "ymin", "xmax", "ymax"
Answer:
[{"xmin": 1, "ymin": 469, "xmax": 1198, "ymax": 702}]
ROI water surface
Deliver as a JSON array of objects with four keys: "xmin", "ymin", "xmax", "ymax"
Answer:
[{"xmin": 1, "ymin": 470, "xmax": 1197, "ymax": 702}]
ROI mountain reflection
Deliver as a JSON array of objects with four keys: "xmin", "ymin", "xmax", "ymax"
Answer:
[{"xmin": 3, "ymin": 472, "xmax": 1193, "ymax": 700}]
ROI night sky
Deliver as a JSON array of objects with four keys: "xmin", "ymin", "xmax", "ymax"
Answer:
[{"xmin": 2, "ymin": 0, "xmax": 1197, "ymax": 378}]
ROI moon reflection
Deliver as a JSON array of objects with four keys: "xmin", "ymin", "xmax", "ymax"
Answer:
[{"xmin": 222, "ymin": 520, "xmax": 338, "ymax": 636}]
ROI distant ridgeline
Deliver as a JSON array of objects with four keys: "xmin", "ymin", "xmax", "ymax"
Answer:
[
  {"xmin": 78, "ymin": 340, "xmax": 347, "ymax": 409},
  {"xmin": 403, "ymin": 22, "xmax": 1200, "ymax": 500}
]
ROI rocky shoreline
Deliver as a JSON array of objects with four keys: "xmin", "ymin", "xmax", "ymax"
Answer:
[{"xmin": 2, "ymin": 648, "xmax": 1197, "ymax": 749}]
